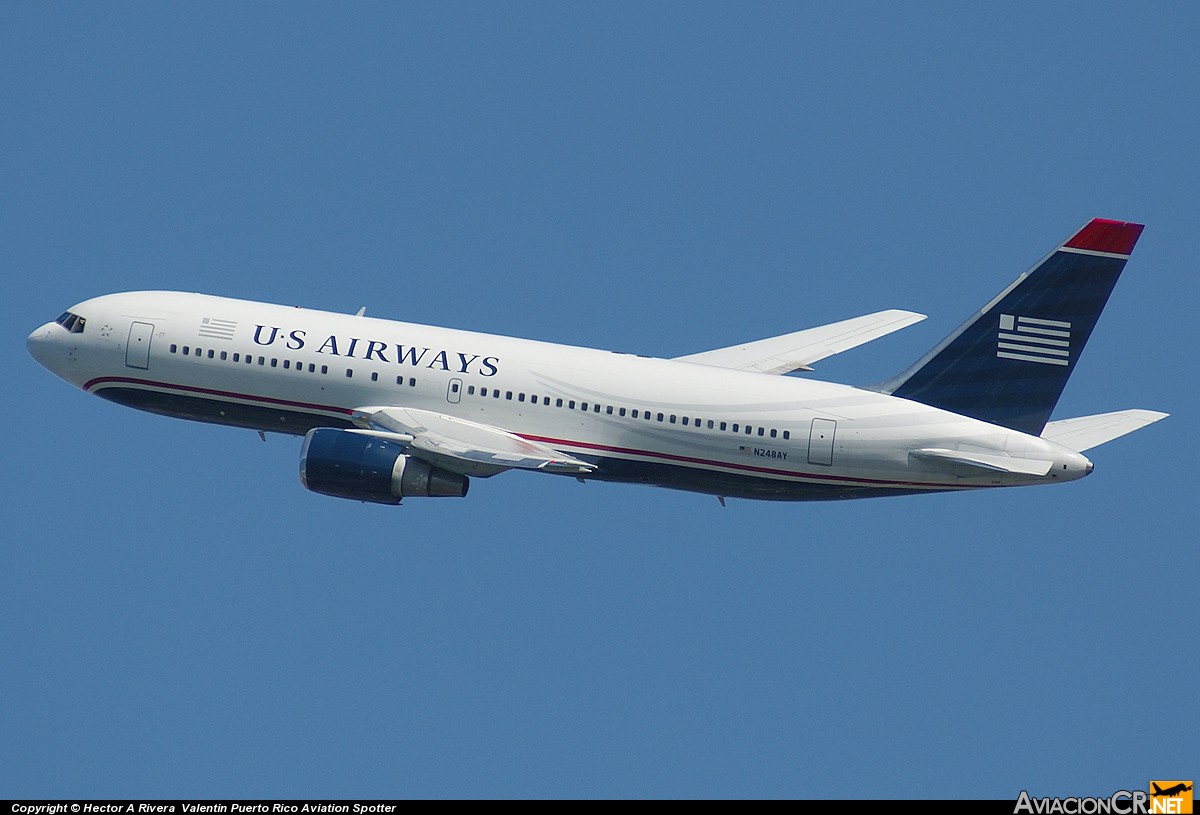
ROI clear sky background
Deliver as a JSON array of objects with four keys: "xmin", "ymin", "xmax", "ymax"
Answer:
[{"xmin": 3, "ymin": 2, "xmax": 1194, "ymax": 799}]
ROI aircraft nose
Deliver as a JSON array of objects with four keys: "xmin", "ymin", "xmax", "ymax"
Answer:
[{"xmin": 26, "ymin": 323, "xmax": 53, "ymax": 368}]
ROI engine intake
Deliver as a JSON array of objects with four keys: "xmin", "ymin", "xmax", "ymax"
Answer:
[{"xmin": 299, "ymin": 428, "xmax": 469, "ymax": 503}]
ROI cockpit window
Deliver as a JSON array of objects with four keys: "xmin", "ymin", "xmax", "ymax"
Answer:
[{"xmin": 55, "ymin": 311, "xmax": 86, "ymax": 333}]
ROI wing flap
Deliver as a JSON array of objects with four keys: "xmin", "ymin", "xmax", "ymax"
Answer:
[
  {"xmin": 674, "ymin": 309, "xmax": 925, "ymax": 375},
  {"xmin": 351, "ymin": 406, "xmax": 596, "ymax": 475},
  {"xmin": 1040, "ymin": 409, "xmax": 1168, "ymax": 452}
]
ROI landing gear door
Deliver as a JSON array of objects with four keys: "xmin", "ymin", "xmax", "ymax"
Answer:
[
  {"xmin": 808, "ymin": 418, "xmax": 836, "ymax": 466},
  {"xmin": 126, "ymin": 321, "xmax": 154, "ymax": 369}
]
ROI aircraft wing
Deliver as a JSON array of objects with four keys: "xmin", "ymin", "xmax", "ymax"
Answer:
[
  {"xmin": 1040, "ymin": 409, "xmax": 1169, "ymax": 452},
  {"xmin": 673, "ymin": 309, "xmax": 925, "ymax": 374},
  {"xmin": 350, "ymin": 405, "xmax": 596, "ymax": 477}
]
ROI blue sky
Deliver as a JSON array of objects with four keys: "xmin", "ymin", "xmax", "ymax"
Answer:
[{"xmin": 3, "ymin": 2, "xmax": 1194, "ymax": 799}]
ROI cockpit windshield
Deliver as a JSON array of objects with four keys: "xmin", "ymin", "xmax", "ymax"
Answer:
[{"xmin": 55, "ymin": 311, "xmax": 87, "ymax": 334}]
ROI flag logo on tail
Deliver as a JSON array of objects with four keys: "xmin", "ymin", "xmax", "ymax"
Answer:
[{"xmin": 996, "ymin": 314, "xmax": 1070, "ymax": 367}]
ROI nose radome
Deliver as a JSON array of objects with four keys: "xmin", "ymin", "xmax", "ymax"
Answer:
[{"xmin": 26, "ymin": 323, "xmax": 53, "ymax": 367}]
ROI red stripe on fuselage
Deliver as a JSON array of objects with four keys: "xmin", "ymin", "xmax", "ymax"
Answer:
[
  {"xmin": 521, "ymin": 434, "xmax": 977, "ymax": 490},
  {"xmin": 84, "ymin": 376, "xmax": 354, "ymax": 416},
  {"xmin": 85, "ymin": 376, "xmax": 981, "ymax": 491}
]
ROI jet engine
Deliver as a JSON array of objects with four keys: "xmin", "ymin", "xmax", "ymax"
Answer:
[{"xmin": 299, "ymin": 428, "xmax": 468, "ymax": 503}]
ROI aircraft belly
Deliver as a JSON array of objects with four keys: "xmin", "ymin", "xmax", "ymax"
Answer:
[
  {"xmin": 572, "ymin": 456, "xmax": 940, "ymax": 501},
  {"xmin": 90, "ymin": 384, "xmax": 353, "ymax": 435}
]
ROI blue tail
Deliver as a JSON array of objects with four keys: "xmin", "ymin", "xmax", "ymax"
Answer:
[{"xmin": 877, "ymin": 218, "xmax": 1144, "ymax": 435}]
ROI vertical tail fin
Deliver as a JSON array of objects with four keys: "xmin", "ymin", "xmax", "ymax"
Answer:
[{"xmin": 876, "ymin": 218, "xmax": 1144, "ymax": 435}]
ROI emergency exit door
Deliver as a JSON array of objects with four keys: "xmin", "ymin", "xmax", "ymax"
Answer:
[
  {"xmin": 125, "ymin": 322, "xmax": 154, "ymax": 369},
  {"xmin": 808, "ymin": 418, "xmax": 836, "ymax": 466}
]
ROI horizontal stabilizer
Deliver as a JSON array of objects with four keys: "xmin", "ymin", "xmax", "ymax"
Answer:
[
  {"xmin": 910, "ymin": 447, "xmax": 1054, "ymax": 476},
  {"xmin": 1040, "ymin": 409, "xmax": 1168, "ymax": 452},
  {"xmin": 351, "ymin": 406, "xmax": 596, "ymax": 476},
  {"xmin": 675, "ymin": 309, "xmax": 925, "ymax": 375}
]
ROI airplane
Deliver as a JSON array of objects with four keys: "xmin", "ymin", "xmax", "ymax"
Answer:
[
  {"xmin": 26, "ymin": 218, "xmax": 1167, "ymax": 505},
  {"xmin": 1152, "ymin": 783, "xmax": 1193, "ymax": 798}
]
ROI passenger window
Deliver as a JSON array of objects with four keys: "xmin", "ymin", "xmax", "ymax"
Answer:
[
  {"xmin": 233, "ymin": 353, "xmax": 240, "ymax": 362},
  {"xmin": 258, "ymin": 357, "xmax": 265, "ymax": 365},
  {"xmin": 321, "ymin": 365, "xmax": 328, "ymax": 374},
  {"xmin": 720, "ymin": 422, "xmax": 727, "ymax": 431},
  {"xmin": 170, "ymin": 344, "xmax": 178, "ymax": 354},
  {"xmin": 732, "ymin": 424, "xmax": 739, "ymax": 432},
  {"xmin": 345, "ymin": 368, "xmax": 353, "ymax": 377},
  {"xmin": 657, "ymin": 413, "xmax": 664, "ymax": 422},
  {"xmin": 530, "ymin": 394, "xmax": 538, "ymax": 403},
  {"xmin": 770, "ymin": 428, "xmax": 777, "ymax": 438},
  {"xmin": 220, "ymin": 351, "xmax": 227, "ymax": 361},
  {"xmin": 183, "ymin": 346, "xmax": 190, "ymax": 355},
  {"xmin": 195, "ymin": 347, "xmax": 202, "ymax": 356},
  {"xmin": 594, "ymin": 404, "xmax": 601, "ymax": 413},
  {"xmin": 468, "ymin": 385, "xmax": 476, "ymax": 395},
  {"xmin": 309, "ymin": 363, "xmax": 316, "ymax": 373},
  {"xmin": 745, "ymin": 425, "xmax": 752, "ymax": 435},
  {"xmin": 569, "ymin": 401, "xmax": 576, "ymax": 409},
  {"xmin": 757, "ymin": 427, "xmax": 764, "ymax": 436},
  {"xmin": 543, "ymin": 397, "xmax": 550, "ymax": 406},
  {"xmin": 283, "ymin": 359, "xmax": 290, "ymax": 369},
  {"xmin": 271, "ymin": 358, "xmax": 278, "ymax": 367},
  {"xmin": 783, "ymin": 430, "xmax": 790, "ymax": 440},
  {"xmin": 707, "ymin": 420, "xmax": 714, "ymax": 429},
  {"xmin": 556, "ymin": 398, "xmax": 563, "ymax": 408},
  {"xmin": 619, "ymin": 407, "xmax": 626, "ymax": 417},
  {"xmin": 581, "ymin": 402, "xmax": 588, "ymax": 411},
  {"xmin": 632, "ymin": 409, "xmax": 639, "ymax": 419},
  {"xmin": 606, "ymin": 406, "xmax": 613, "ymax": 415},
  {"xmin": 371, "ymin": 372, "xmax": 379, "ymax": 382},
  {"xmin": 506, "ymin": 391, "xmax": 513, "ymax": 400}
]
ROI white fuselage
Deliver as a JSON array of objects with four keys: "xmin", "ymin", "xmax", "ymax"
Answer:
[{"xmin": 26, "ymin": 291, "xmax": 1093, "ymax": 501}]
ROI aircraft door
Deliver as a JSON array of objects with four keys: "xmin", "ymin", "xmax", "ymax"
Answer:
[
  {"xmin": 125, "ymin": 321, "xmax": 154, "ymax": 369},
  {"xmin": 808, "ymin": 418, "xmax": 836, "ymax": 466},
  {"xmin": 446, "ymin": 378, "xmax": 463, "ymax": 404}
]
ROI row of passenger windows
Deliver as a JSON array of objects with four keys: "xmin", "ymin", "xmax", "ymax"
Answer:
[
  {"xmin": 166, "ymin": 342, "xmax": 789, "ymax": 440},
  {"xmin": 167, "ymin": 344, "xmax": 418, "ymax": 388},
  {"xmin": 463, "ymin": 384, "xmax": 792, "ymax": 440}
]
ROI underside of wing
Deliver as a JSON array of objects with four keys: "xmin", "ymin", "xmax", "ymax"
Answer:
[
  {"xmin": 673, "ymin": 309, "xmax": 925, "ymax": 375},
  {"xmin": 350, "ymin": 405, "xmax": 596, "ymax": 477},
  {"xmin": 1040, "ymin": 409, "xmax": 1169, "ymax": 452}
]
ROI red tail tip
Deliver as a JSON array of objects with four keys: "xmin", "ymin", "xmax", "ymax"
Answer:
[{"xmin": 1064, "ymin": 218, "xmax": 1144, "ymax": 255}]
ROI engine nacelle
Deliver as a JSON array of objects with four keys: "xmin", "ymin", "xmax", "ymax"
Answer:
[{"xmin": 299, "ymin": 428, "xmax": 469, "ymax": 503}]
